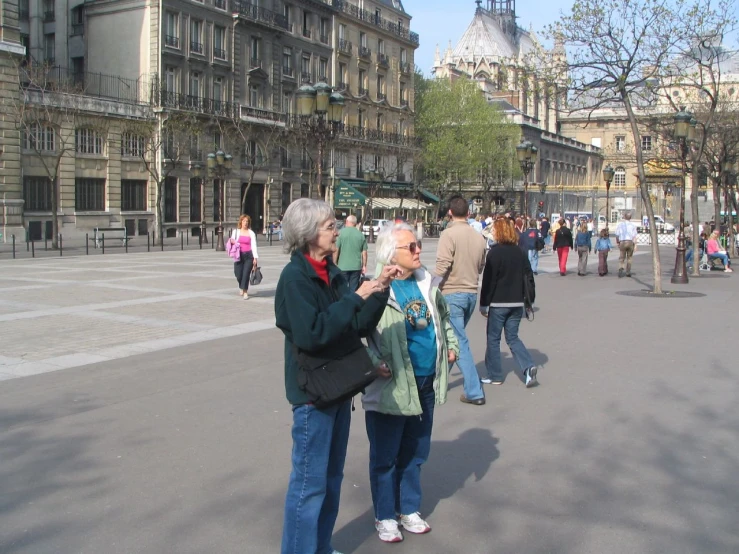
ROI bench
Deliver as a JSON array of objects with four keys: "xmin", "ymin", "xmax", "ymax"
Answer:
[{"xmin": 93, "ymin": 227, "xmax": 131, "ymax": 248}]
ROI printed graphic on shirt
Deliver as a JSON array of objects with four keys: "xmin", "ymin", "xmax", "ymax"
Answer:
[{"xmin": 400, "ymin": 295, "xmax": 430, "ymax": 330}]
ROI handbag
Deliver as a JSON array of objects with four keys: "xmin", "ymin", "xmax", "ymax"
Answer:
[
  {"xmin": 523, "ymin": 269, "xmax": 536, "ymax": 322},
  {"xmin": 294, "ymin": 341, "xmax": 379, "ymax": 409},
  {"xmin": 250, "ymin": 267, "xmax": 263, "ymax": 285}
]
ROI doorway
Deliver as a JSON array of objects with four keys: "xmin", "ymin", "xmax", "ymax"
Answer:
[{"xmin": 241, "ymin": 182, "xmax": 264, "ymax": 233}]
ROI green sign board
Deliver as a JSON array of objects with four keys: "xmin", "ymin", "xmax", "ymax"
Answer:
[{"xmin": 334, "ymin": 182, "xmax": 366, "ymax": 209}]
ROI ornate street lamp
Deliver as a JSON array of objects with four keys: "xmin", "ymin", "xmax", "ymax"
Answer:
[
  {"xmin": 364, "ymin": 169, "xmax": 384, "ymax": 243},
  {"xmin": 295, "ymin": 84, "xmax": 345, "ymax": 202},
  {"xmin": 192, "ymin": 163, "xmax": 207, "ymax": 244},
  {"xmin": 602, "ymin": 164, "xmax": 614, "ymax": 231},
  {"xmin": 516, "ymin": 139, "xmax": 537, "ymax": 218},
  {"xmin": 671, "ymin": 106, "xmax": 693, "ymax": 284},
  {"xmin": 207, "ymin": 150, "xmax": 233, "ymax": 251}
]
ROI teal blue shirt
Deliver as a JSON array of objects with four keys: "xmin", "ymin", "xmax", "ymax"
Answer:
[{"xmin": 391, "ymin": 277, "xmax": 437, "ymax": 376}]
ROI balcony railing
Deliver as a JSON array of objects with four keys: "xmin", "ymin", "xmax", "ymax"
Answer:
[
  {"xmin": 320, "ymin": 34, "xmax": 329, "ymax": 44},
  {"xmin": 337, "ymin": 124, "xmax": 420, "ymax": 148},
  {"xmin": 338, "ymin": 39, "xmax": 352, "ymax": 55},
  {"xmin": 376, "ymin": 92, "xmax": 386, "ymax": 101},
  {"xmin": 283, "ymin": 66, "xmax": 294, "ymax": 77},
  {"xmin": 43, "ymin": 10, "xmax": 55, "ymax": 22},
  {"xmin": 400, "ymin": 98, "xmax": 408, "ymax": 107},
  {"xmin": 214, "ymin": 47, "xmax": 227, "ymax": 59},
  {"xmin": 358, "ymin": 87, "xmax": 369, "ymax": 96},
  {"xmin": 332, "ymin": 0, "xmax": 420, "ymax": 46},
  {"xmin": 19, "ymin": 4, "xmax": 29, "ymax": 19},
  {"xmin": 249, "ymin": 58, "xmax": 262, "ymax": 69},
  {"xmin": 214, "ymin": 0, "xmax": 227, "ymax": 9},
  {"xmin": 318, "ymin": 75, "xmax": 327, "ymax": 83},
  {"xmin": 190, "ymin": 41, "xmax": 204, "ymax": 54},
  {"xmin": 377, "ymin": 53, "xmax": 389, "ymax": 67},
  {"xmin": 302, "ymin": 27, "xmax": 312, "ymax": 38},
  {"xmin": 232, "ymin": 1, "xmax": 289, "ymax": 31},
  {"xmin": 301, "ymin": 72, "xmax": 312, "ymax": 83},
  {"xmin": 165, "ymin": 35, "xmax": 180, "ymax": 48},
  {"xmin": 21, "ymin": 64, "xmax": 153, "ymax": 104},
  {"xmin": 358, "ymin": 46, "xmax": 371, "ymax": 59},
  {"xmin": 159, "ymin": 90, "xmax": 239, "ymax": 117},
  {"xmin": 71, "ymin": 23, "xmax": 84, "ymax": 36},
  {"xmin": 336, "ymin": 81, "xmax": 348, "ymax": 91},
  {"xmin": 400, "ymin": 61, "xmax": 411, "ymax": 74},
  {"xmin": 240, "ymin": 105, "xmax": 287, "ymax": 123}
]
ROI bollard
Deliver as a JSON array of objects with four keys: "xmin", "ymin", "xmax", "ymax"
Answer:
[
  {"xmin": 269, "ymin": 230, "xmax": 273, "ymax": 246},
  {"xmin": 181, "ymin": 233, "xmax": 184, "ymax": 251},
  {"xmin": 31, "ymin": 240, "xmax": 35, "ymax": 258},
  {"xmin": 26, "ymin": 231, "xmax": 29, "ymax": 252},
  {"xmin": 211, "ymin": 231, "xmax": 214, "ymax": 249},
  {"xmin": 161, "ymin": 234, "xmax": 164, "ymax": 251},
  {"xmin": 12, "ymin": 234, "xmax": 16, "ymax": 259},
  {"xmin": 125, "ymin": 234, "xmax": 128, "ymax": 253},
  {"xmin": 86, "ymin": 233, "xmax": 89, "ymax": 255},
  {"xmin": 102, "ymin": 233, "xmax": 105, "ymax": 254},
  {"xmin": 199, "ymin": 231, "xmax": 202, "ymax": 249},
  {"xmin": 186, "ymin": 233, "xmax": 189, "ymax": 246},
  {"xmin": 147, "ymin": 232, "xmax": 150, "ymax": 252},
  {"xmin": 45, "ymin": 236, "xmax": 48, "ymax": 251},
  {"xmin": 59, "ymin": 234, "xmax": 63, "ymax": 256}
]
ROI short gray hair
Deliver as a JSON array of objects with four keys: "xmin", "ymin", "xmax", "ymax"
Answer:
[
  {"xmin": 282, "ymin": 198, "xmax": 334, "ymax": 254},
  {"xmin": 376, "ymin": 222, "xmax": 416, "ymax": 265},
  {"xmin": 345, "ymin": 215, "xmax": 357, "ymax": 226}
]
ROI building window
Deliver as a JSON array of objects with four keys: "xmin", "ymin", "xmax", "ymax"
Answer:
[
  {"xmin": 338, "ymin": 24, "xmax": 346, "ymax": 40},
  {"xmin": 641, "ymin": 135, "xmax": 652, "ymax": 152},
  {"xmin": 214, "ymin": 25, "xmax": 226, "ymax": 59},
  {"xmin": 356, "ymin": 154, "xmax": 364, "ymax": 175},
  {"xmin": 615, "ymin": 135, "xmax": 625, "ymax": 152},
  {"xmin": 43, "ymin": 0, "xmax": 54, "ymax": 21},
  {"xmin": 24, "ymin": 123, "xmax": 55, "ymax": 151},
  {"xmin": 301, "ymin": 183, "xmax": 309, "ymax": 198},
  {"xmin": 165, "ymin": 12, "xmax": 179, "ymax": 47},
  {"xmin": 283, "ymin": 4, "xmax": 292, "ymax": 26},
  {"xmin": 75, "ymin": 128, "xmax": 103, "ymax": 155},
  {"xmin": 121, "ymin": 180, "xmax": 147, "ymax": 211},
  {"xmin": 189, "ymin": 71, "xmax": 201, "ymax": 98},
  {"xmin": 320, "ymin": 18, "xmax": 329, "ymax": 43},
  {"xmin": 75, "ymin": 178, "xmax": 105, "ymax": 211},
  {"xmin": 44, "ymin": 33, "xmax": 55, "ymax": 64},
  {"xmin": 614, "ymin": 167, "xmax": 626, "ymax": 188},
  {"xmin": 165, "ymin": 66, "xmax": 177, "ymax": 92},
  {"xmin": 376, "ymin": 74, "xmax": 385, "ymax": 95},
  {"xmin": 358, "ymin": 108, "xmax": 365, "ymax": 128},
  {"xmin": 302, "ymin": 55, "xmax": 311, "ymax": 75},
  {"xmin": 23, "ymin": 176, "xmax": 52, "ymax": 211},
  {"xmin": 250, "ymin": 36, "xmax": 261, "ymax": 63},
  {"xmin": 283, "ymin": 47, "xmax": 293, "ymax": 75},
  {"xmin": 283, "ymin": 92, "xmax": 292, "ymax": 113},
  {"xmin": 400, "ymin": 48, "xmax": 407, "ymax": 64},
  {"xmin": 335, "ymin": 150, "xmax": 347, "ymax": 171},
  {"xmin": 319, "ymin": 58, "xmax": 328, "ymax": 81},
  {"xmin": 190, "ymin": 19, "xmax": 203, "ymax": 54},
  {"xmin": 244, "ymin": 140, "xmax": 263, "ymax": 165},
  {"xmin": 282, "ymin": 182, "xmax": 292, "ymax": 210},
  {"xmin": 249, "ymin": 85, "xmax": 260, "ymax": 107},
  {"xmin": 302, "ymin": 10, "xmax": 311, "ymax": 38},
  {"xmin": 338, "ymin": 62, "xmax": 347, "ymax": 84},
  {"xmin": 377, "ymin": 38, "xmax": 385, "ymax": 54},
  {"xmin": 358, "ymin": 69, "xmax": 366, "ymax": 94},
  {"xmin": 121, "ymin": 133, "xmax": 145, "ymax": 157},
  {"xmin": 360, "ymin": 32, "xmax": 367, "ymax": 47},
  {"xmin": 213, "ymin": 77, "xmax": 223, "ymax": 109}
]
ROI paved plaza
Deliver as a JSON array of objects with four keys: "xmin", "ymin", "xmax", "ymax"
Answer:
[{"xmin": 0, "ymin": 242, "xmax": 738, "ymax": 553}]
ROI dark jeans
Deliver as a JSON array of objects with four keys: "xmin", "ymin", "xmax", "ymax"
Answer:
[
  {"xmin": 365, "ymin": 375, "xmax": 435, "ymax": 521},
  {"xmin": 342, "ymin": 270, "xmax": 362, "ymax": 292},
  {"xmin": 484, "ymin": 307, "xmax": 535, "ymax": 382},
  {"xmin": 281, "ymin": 400, "xmax": 351, "ymax": 554},
  {"xmin": 234, "ymin": 251, "xmax": 254, "ymax": 291}
]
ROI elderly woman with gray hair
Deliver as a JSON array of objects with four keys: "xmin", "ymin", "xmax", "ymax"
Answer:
[
  {"xmin": 275, "ymin": 198, "xmax": 401, "ymax": 554},
  {"xmin": 362, "ymin": 222, "xmax": 459, "ymax": 544}
]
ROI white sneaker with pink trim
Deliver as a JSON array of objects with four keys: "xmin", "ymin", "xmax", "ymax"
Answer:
[
  {"xmin": 399, "ymin": 512, "xmax": 431, "ymax": 534},
  {"xmin": 375, "ymin": 519, "xmax": 403, "ymax": 543}
]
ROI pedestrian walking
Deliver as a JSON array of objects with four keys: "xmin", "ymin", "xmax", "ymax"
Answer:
[
  {"xmin": 228, "ymin": 215, "xmax": 259, "ymax": 299},
  {"xmin": 575, "ymin": 221, "xmax": 593, "ymax": 276},
  {"xmin": 479, "ymin": 218, "xmax": 539, "ymax": 387},
  {"xmin": 540, "ymin": 217, "xmax": 551, "ymax": 252},
  {"xmin": 520, "ymin": 219, "xmax": 543, "ymax": 275},
  {"xmin": 595, "ymin": 228, "xmax": 612, "ymax": 276},
  {"xmin": 275, "ymin": 199, "xmax": 400, "ymax": 554},
  {"xmin": 334, "ymin": 215, "xmax": 368, "ymax": 291},
  {"xmin": 363, "ymin": 223, "xmax": 459, "ymax": 544},
  {"xmin": 553, "ymin": 219, "xmax": 574, "ymax": 276},
  {"xmin": 615, "ymin": 212, "xmax": 638, "ymax": 277},
  {"xmin": 435, "ymin": 195, "xmax": 487, "ymax": 406}
]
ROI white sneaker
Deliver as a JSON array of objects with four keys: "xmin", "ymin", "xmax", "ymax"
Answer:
[
  {"xmin": 399, "ymin": 512, "xmax": 431, "ymax": 534},
  {"xmin": 375, "ymin": 519, "xmax": 403, "ymax": 543},
  {"xmin": 243, "ymin": 292, "xmax": 249, "ymax": 300},
  {"xmin": 724, "ymin": 268, "xmax": 733, "ymax": 273}
]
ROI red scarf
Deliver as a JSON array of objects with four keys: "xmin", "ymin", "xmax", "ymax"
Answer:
[{"xmin": 304, "ymin": 254, "xmax": 330, "ymax": 285}]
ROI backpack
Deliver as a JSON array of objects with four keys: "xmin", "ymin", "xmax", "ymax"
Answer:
[{"xmin": 535, "ymin": 235, "xmax": 545, "ymax": 251}]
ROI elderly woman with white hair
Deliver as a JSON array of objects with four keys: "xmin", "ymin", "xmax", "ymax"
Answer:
[
  {"xmin": 362, "ymin": 222, "xmax": 459, "ymax": 544},
  {"xmin": 275, "ymin": 198, "xmax": 401, "ymax": 554}
]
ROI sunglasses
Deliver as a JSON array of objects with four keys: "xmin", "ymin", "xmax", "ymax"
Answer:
[{"xmin": 397, "ymin": 242, "xmax": 421, "ymax": 254}]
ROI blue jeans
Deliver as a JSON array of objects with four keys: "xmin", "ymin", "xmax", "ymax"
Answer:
[
  {"xmin": 281, "ymin": 400, "xmax": 351, "ymax": 554},
  {"xmin": 341, "ymin": 270, "xmax": 361, "ymax": 292},
  {"xmin": 528, "ymin": 249, "xmax": 539, "ymax": 273},
  {"xmin": 365, "ymin": 375, "xmax": 435, "ymax": 520},
  {"xmin": 710, "ymin": 253, "xmax": 730, "ymax": 267},
  {"xmin": 484, "ymin": 307, "xmax": 535, "ymax": 382},
  {"xmin": 444, "ymin": 292, "xmax": 484, "ymax": 400}
]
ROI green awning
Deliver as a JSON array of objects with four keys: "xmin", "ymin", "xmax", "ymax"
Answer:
[
  {"xmin": 334, "ymin": 181, "xmax": 367, "ymax": 209},
  {"xmin": 419, "ymin": 188, "xmax": 440, "ymax": 203}
]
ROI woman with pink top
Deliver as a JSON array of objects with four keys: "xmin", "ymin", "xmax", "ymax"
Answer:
[
  {"xmin": 228, "ymin": 215, "xmax": 260, "ymax": 298},
  {"xmin": 706, "ymin": 230, "xmax": 732, "ymax": 272}
]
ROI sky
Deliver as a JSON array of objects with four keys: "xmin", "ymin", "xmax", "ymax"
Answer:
[{"xmin": 402, "ymin": 0, "xmax": 574, "ymax": 75}]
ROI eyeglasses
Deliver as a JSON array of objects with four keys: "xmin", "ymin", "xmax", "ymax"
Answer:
[
  {"xmin": 396, "ymin": 242, "xmax": 421, "ymax": 254},
  {"xmin": 320, "ymin": 222, "xmax": 337, "ymax": 232}
]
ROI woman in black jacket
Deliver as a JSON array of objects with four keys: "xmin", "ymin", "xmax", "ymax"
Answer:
[
  {"xmin": 479, "ymin": 218, "xmax": 538, "ymax": 388},
  {"xmin": 553, "ymin": 219, "xmax": 574, "ymax": 276}
]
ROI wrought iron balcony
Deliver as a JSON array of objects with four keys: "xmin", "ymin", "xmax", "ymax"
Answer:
[
  {"xmin": 338, "ymin": 39, "xmax": 352, "ymax": 55},
  {"xmin": 400, "ymin": 62, "xmax": 411, "ymax": 74},
  {"xmin": 358, "ymin": 87, "xmax": 369, "ymax": 96},
  {"xmin": 302, "ymin": 27, "xmax": 312, "ymax": 38},
  {"xmin": 300, "ymin": 72, "xmax": 312, "ymax": 83},
  {"xmin": 376, "ymin": 92, "xmax": 386, "ymax": 101},
  {"xmin": 336, "ymin": 81, "xmax": 348, "ymax": 91},
  {"xmin": 377, "ymin": 53, "xmax": 389, "ymax": 68},
  {"xmin": 71, "ymin": 24, "xmax": 84, "ymax": 36},
  {"xmin": 320, "ymin": 34, "xmax": 329, "ymax": 44},
  {"xmin": 332, "ymin": 0, "xmax": 420, "ymax": 46},
  {"xmin": 43, "ymin": 10, "xmax": 55, "ymax": 22},
  {"xmin": 165, "ymin": 35, "xmax": 180, "ymax": 48},
  {"xmin": 232, "ymin": 1, "xmax": 289, "ymax": 31},
  {"xmin": 283, "ymin": 66, "xmax": 294, "ymax": 77},
  {"xmin": 159, "ymin": 90, "xmax": 239, "ymax": 117},
  {"xmin": 190, "ymin": 41, "xmax": 204, "ymax": 54},
  {"xmin": 337, "ymin": 124, "xmax": 420, "ymax": 148},
  {"xmin": 317, "ymin": 75, "xmax": 327, "ymax": 83},
  {"xmin": 240, "ymin": 105, "xmax": 287, "ymax": 123},
  {"xmin": 249, "ymin": 58, "xmax": 262, "ymax": 69},
  {"xmin": 359, "ymin": 46, "xmax": 371, "ymax": 59},
  {"xmin": 214, "ymin": 0, "xmax": 227, "ymax": 9},
  {"xmin": 400, "ymin": 98, "xmax": 408, "ymax": 107},
  {"xmin": 214, "ymin": 47, "xmax": 227, "ymax": 59}
]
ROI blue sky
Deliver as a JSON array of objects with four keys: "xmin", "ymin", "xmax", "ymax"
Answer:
[{"xmin": 403, "ymin": 0, "xmax": 572, "ymax": 74}]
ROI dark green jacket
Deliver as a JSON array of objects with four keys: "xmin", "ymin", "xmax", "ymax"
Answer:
[{"xmin": 275, "ymin": 251, "xmax": 390, "ymax": 405}]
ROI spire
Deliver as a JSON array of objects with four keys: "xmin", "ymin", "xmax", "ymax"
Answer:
[
  {"xmin": 434, "ymin": 44, "xmax": 441, "ymax": 66},
  {"xmin": 445, "ymin": 40, "xmax": 454, "ymax": 64}
]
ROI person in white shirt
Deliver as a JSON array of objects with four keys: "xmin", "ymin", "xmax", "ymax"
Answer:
[{"xmin": 615, "ymin": 212, "xmax": 638, "ymax": 277}]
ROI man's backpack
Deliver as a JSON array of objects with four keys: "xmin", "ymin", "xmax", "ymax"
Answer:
[{"xmin": 535, "ymin": 235, "xmax": 545, "ymax": 251}]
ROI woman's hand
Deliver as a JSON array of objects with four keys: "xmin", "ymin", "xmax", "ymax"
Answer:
[
  {"xmin": 377, "ymin": 362, "xmax": 391, "ymax": 378},
  {"xmin": 377, "ymin": 264, "xmax": 403, "ymax": 288},
  {"xmin": 448, "ymin": 350, "xmax": 457, "ymax": 364},
  {"xmin": 355, "ymin": 279, "xmax": 386, "ymax": 300},
  {"xmin": 252, "ymin": 258, "xmax": 258, "ymax": 268}
]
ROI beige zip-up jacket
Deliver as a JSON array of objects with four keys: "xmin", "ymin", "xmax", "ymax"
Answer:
[{"xmin": 434, "ymin": 220, "xmax": 487, "ymax": 295}]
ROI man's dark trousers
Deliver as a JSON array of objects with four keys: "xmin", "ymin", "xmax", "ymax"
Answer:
[{"xmin": 342, "ymin": 270, "xmax": 362, "ymax": 292}]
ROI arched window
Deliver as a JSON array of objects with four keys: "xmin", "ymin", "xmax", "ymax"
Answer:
[
  {"xmin": 75, "ymin": 128, "xmax": 104, "ymax": 155},
  {"xmin": 614, "ymin": 167, "xmax": 626, "ymax": 188},
  {"xmin": 24, "ymin": 122, "xmax": 56, "ymax": 151},
  {"xmin": 121, "ymin": 132, "xmax": 146, "ymax": 157}
]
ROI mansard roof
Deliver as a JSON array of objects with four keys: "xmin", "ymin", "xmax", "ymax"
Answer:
[
  {"xmin": 451, "ymin": 9, "xmax": 538, "ymax": 64},
  {"xmin": 376, "ymin": 0, "xmax": 406, "ymax": 14}
]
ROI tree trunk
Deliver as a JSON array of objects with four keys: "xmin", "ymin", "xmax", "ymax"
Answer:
[
  {"xmin": 51, "ymin": 176, "xmax": 60, "ymax": 249},
  {"xmin": 156, "ymin": 180, "xmax": 164, "ymax": 245},
  {"xmin": 690, "ymin": 165, "xmax": 700, "ymax": 277},
  {"xmin": 712, "ymin": 180, "xmax": 721, "ymax": 231}
]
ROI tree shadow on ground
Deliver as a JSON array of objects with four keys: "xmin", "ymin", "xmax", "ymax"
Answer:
[{"xmin": 332, "ymin": 428, "xmax": 500, "ymax": 552}]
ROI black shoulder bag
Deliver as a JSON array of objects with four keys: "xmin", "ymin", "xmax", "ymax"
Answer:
[
  {"xmin": 294, "ymin": 339, "xmax": 379, "ymax": 409},
  {"xmin": 523, "ymin": 270, "xmax": 536, "ymax": 321}
]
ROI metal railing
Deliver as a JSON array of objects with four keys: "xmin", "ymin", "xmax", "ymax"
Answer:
[
  {"xmin": 336, "ymin": 81, "xmax": 348, "ymax": 91},
  {"xmin": 377, "ymin": 92, "xmax": 386, "ymax": 101},
  {"xmin": 71, "ymin": 23, "xmax": 84, "ymax": 36},
  {"xmin": 338, "ymin": 39, "xmax": 352, "ymax": 54},
  {"xmin": 302, "ymin": 27, "xmax": 312, "ymax": 38},
  {"xmin": 332, "ymin": 0, "xmax": 420, "ymax": 46},
  {"xmin": 214, "ymin": 0, "xmax": 227, "ymax": 8},
  {"xmin": 320, "ymin": 34, "xmax": 329, "ymax": 44},
  {"xmin": 400, "ymin": 62, "xmax": 412, "ymax": 74},
  {"xmin": 165, "ymin": 35, "xmax": 180, "ymax": 48},
  {"xmin": 233, "ymin": 1, "xmax": 289, "ymax": 30},
  {"xmin": 377, "ymin": 53, "xmax": 389, "ymax": 67},
  {"xmin": 400, "ymin": 98, "xmax": 408, "ymax": 107},
  {"xmin": 300, "ymin": 72, "xmax": 312, "ymax": 83},
  {"xmin": 283, "ymin": 66, "xmax": 294, "ymax": 77},
  {"xmin": 359, "ymin": 46, "xmax": 371, "ymax": 59},
  {"xmin": 21, "ymin": 64, "xmax": 153, "ymax": 105},
  {"xmin": 190, "ymin": 41, "xmax": 203, "ymax": 54},
  {"xmin": 249, "ymin": 58, "xmax": 262, "ymax": 69},
  {"xmin": 43, "ymin": 10, "xmax": 55, "ymax": 22},
  {"xmin": 159, "ymin": 90, "xmax": 239, "ymax": 117},
  {"xmin": 240, "ymin": 105, "xmax": 287, "ymax": 123},
  {"xmin": 214, "ymin": 47, "xmax": 227, "ymax": 59},
  {"xmin": 358, "ymin": 87, "xmax": 368, "ymax": 96}
]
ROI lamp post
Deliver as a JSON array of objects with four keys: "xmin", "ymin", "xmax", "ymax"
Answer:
[
  {"xmin": 364, "ymin": 169, "xmax": 384, "ymax": 243},
  {"xmin": 723, "ymin": 159, "xmax": 735, "ymax": 256},
  {"xmin": 191, "ymin": 163, "xmax": 207, "ymax": 243},
  {"xmin": 207, "ymin": 149, "xmax": 233, "ymax": 251},
  {"xmin": 516, "ymin": 139, "xmax": 537, "ymax": 218},
  {"xmin": 295, "ymin": 84, "xmax": 345, "ymax": 202},
  {"xmin": 602, "ymin": 164, "xmax": 614, "ymax": 232},
  {"xmin": 671, "ymin": 106, "xmax": 694, "ymax": 284}
]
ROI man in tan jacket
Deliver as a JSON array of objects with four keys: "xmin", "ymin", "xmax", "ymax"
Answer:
[{"xmin": 435, "ymin": 195, "xmax": 487, "ymax": 406}]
